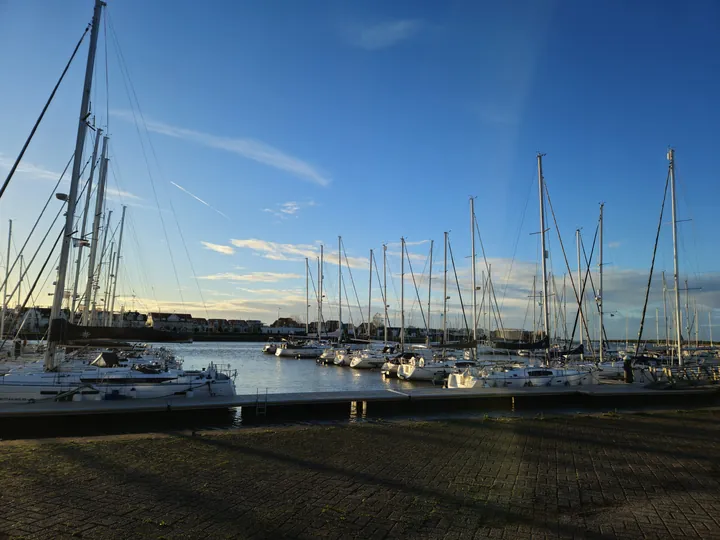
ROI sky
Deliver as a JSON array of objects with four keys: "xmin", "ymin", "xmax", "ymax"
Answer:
[{"xmin": 0, "ymin": 0, "xmax": 719, "ymax": 340}]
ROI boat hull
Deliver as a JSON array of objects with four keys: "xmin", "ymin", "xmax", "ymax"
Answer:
[
  {"xmin": 0, "ymin": 373, "xmax": 236, "ymax": 403},
  {"xmin": 349, "ymin": 356, "xmax": 385, "ymax": 369},
  {"xmin": 275, "ymin": 347, "xmax": 323, "ymax": 359},
  {"xmin": 397, "ymin": 363, "xmax": 454, "ymax": 381}
]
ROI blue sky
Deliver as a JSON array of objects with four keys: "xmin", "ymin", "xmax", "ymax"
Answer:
[{"xmin": 0, "ymin": 0, "xmax": 719, "ymax": 339}]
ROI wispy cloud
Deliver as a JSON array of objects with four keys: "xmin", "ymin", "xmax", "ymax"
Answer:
[
  {"xmin": 348, "ymin": 19, "xmax": 423, "ymax": 50},
  {"xmin": 0, "ymin": 153, "xmax": 142, "ymax": 200},
  {"xmin": 199, "ymin": 271, "xmax": 302, "ymax": 283},
  {"xmin": 263, "ymin": 200, "xmax": 316, "ymax": 219},
  {"xmin": 608, "ymin": 241, "xmax": 622, "ymax": 249},
  {"xmin": 171, "ymin": 181, "xmax": 229, "ymax": 219},
  {"xmin": 0, "ymin": 154, "xmax": 59, "ymax": 180},
  {"xmin": 230, "ymin": 238, "xmax": 368, "ymax": 269},
  {"xmin": 386, "ymin": 239, "xmax": 430, "ymax": 247},
  {"xmin": 201, "ymin": 241, "xmax": 235, "ymax": 255},
  {"xmin": 386, "ymin": 250, "xmax": 428, "ymax": 263},
  {"xmin": 106, "ymin": 187, "xmax": 141, "ymax": 201},
  {"xmin": 111, "ymin": 110, "xmax": 331, "ymax": 186}
]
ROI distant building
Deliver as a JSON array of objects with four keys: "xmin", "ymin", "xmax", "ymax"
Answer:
[
  {"xmin": 228, "ymin": 319, "xmax": 249, "ymax": 333},
  {"xmin": 208, "ymin": 318, "xmax": 231, "ymax": 332},
  {"xmin": 245, "ymin": 320, "xmax": 264, "ymax": 333},
  {"xmin": 190, "ymin": 317, "xmax": 209, "ymax": 333},
  {"xmin": 121, "ymin": 311, "xmax": 147, "ymax": 328},
  {"xmin": 147, "ymin": 312, "xmax": 193, "ymax": 332},
  {"xmin": 262, "ymin": 317, "xmax": 304, "ymax": 335}
]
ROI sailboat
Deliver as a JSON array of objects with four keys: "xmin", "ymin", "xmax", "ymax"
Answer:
[{"xmin": 0, "ymin": 0, "xmax": 236, "ymax": 404}]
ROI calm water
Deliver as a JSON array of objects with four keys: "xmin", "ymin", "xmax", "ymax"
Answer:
[{"xmin": 172, "ymin": 341, "xmax": 424, "ymax": 395}]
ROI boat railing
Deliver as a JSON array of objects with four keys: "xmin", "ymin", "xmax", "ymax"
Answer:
[{"xmin": 215, "ymin": 363, "xmax": 238, "ymax": 381}]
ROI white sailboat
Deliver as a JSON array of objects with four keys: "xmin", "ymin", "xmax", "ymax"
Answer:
[
  {"xmin": 447, "ymin": 365, "xmax": 598, "ymax": 389},
  {"xmin": 274, "ymin": 339, "xmax": 326, "ymax": 359}
]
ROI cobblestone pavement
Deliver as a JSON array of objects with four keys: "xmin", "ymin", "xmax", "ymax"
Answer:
[{"xmin": 1, "ymin": 410, "xmax": 720, "ymax": 539}]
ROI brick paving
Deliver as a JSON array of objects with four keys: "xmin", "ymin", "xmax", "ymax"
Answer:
[{"xmin": 1, "ymin": 410, "xmax": 720, "ymax": 539}]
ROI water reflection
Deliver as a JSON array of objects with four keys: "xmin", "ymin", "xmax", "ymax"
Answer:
[{"xmin": 174, "ymin": 341, "xmax": 423, "ymax": 395}]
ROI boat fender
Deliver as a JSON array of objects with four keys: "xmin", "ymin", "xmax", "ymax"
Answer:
[{"xmin": 419, "ymin": 358, "xmax": 424, "ymax": 367}]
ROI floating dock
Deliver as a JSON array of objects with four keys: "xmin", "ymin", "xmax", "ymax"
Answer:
[{"xmin": 0, "ymin": 384, "xmax": 717, "ymax": 421}]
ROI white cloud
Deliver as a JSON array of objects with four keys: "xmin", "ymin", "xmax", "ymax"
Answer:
[
  {"xmin": 201, "ymin": 241, "xmax": 235, "ymax": 255},
  {"xmin": 111, "ymin": 110, "xmax": 331, "ymax": 186},
  {"xmin": 0, "ymin": 153, "xmax": 142, "ymax": 200},
  {"xmin": 106, "ymin": 187, "xmax": 141, "ymax": 201},
  {"xmin": 608, "ymin": 241, "xmax": 621, "ymax": 249},
  {"xmin": 349, "ymin": 20, "xmax": 423, "ymax": 50},
  {"xmin": 263, "ymin": 200, "xmax": 316, "ymax": 219},
  {"xmin": 199, "ymin": 271, "xmax": 302, "ymax": 283},
  {"xmin": 0, "ymin": 154, "xmax": 60, "ymax": 180},
  {"xmin": 386, "ymin": 250, "xmax": 429, "ymax": 263},
  {"xmin": 386, "ymin": 239, "xmax": 429, "ymax": 247},
  {"xmin": 230, "ymin": 238, "xmax": 368, "ymax": 269}
]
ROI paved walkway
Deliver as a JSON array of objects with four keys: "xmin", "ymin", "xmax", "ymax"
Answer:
[{"xmin": 1, "ymin": 411, "xmax": 720, "ymax": 539}]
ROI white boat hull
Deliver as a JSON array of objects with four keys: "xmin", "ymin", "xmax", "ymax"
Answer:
[
  {"xmin": 0, "ymin": 370, "xmax": 236, "ymax": 403},
  {"xmin": 397, "ymin": 363, "xmax": 454, "ymax": 381},
  {"xmin": 275, "ymin": 347, "xmax": 323, "ymax": 359},
  {"xmin": 350, "ymin": 355, "xmax": 385, "ymax": 369},
  {"xmin": 380, "ymin": 362, "xmax": 399, "ymax": 377},
  {"xmin": 478, "ymin": 368, "xmax": 599, "ymax": 388}
]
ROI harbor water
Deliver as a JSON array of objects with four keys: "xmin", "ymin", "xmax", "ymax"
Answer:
[{"xmin": 175, "ymin": 341, "xmax": 422, "ymax": 394}]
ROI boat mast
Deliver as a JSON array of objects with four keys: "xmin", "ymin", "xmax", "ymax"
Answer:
[
  {"xmin": 710, "ymin": 311, "xmax": 713, "ymax": 348},
  {"xmin": 668, "ymin": 148, "xmax": 683, "ymax": 366},
  {"xmin": 470, "ymin": 198, "xmax": 477, "ymax": 355},
  {"xmin": 598, "ymin": 203, "xmax": 604, "ymax": 363},
  {"xmin": 316, "ymin": 255, "xmax": 320, "ymax": 337},
  {"xmin": 662, "ymin": 271, "xmax": 669, "ymax": 347},
  {"xmin": 91, "ymin": 209, "xmax": 112, "ymax": 325},
  {"xmin": 305, "ymin": 257, "xmax": 309, "ymax": 335},
  {"xmin": 71, "ymin": 128, "xmax": 101, "ymax": 322},
  {"xmin": 487, "ymin": 265, "xmax": 493, "ymax": 338},
  {"xmin": 337, "ymin": 236, "xmax": 341, "ymax": 342},
  {"xmin": 103, "ymin": 244, "xmax": 114, "ymax": 325},
  {"xmin": 443, "ymin": 232, "xmax": 448, "ymax": 345},
  {"xmin": 82, "ymin": 135, "xmax": 108, "ymax": 325},
  {"xmin": 383, "ymin": 244, "xmax": 388, "ymax": 344},
  {"xmin": 45, "ymin": 0, "xmax": 104, "ymax": 369},
  {"xmin": 537, "ymin": 153, "xmax": 550, "ymax": 355},
  {"xmin": 400, "ymin": 237, "xmax": 405, "ymax": 352},
  {"xmin": 685, "ymin": 278, "xmax": 690, "ymax": 347},
  {"xmin": 367, "ymin": 249, "xmax": 373, "ymax": 340},
  {"xmin": 426, "ymin": 240, "xmax": 433, "ymax": 346},
  {"xmin": 1, "ymin": 220, "xmax": 11, "ymax": 340},
  {"xmin": 532, "ymin": 274, "xmax": 537, "ymax": 337},
  {"xmin": 656, "ymin": 307, "xmax": 660, "ymax": 345},
  {"xmin": 18, "ymin": 256, "xmax": 23, "ymax": 311},
  {"xmin": 108, "ymin": 205, "xmax": 126, "ymax": 327},
  {"xmin": 694, "ymin": 301, "xmax": 699, "ymax": 347}
]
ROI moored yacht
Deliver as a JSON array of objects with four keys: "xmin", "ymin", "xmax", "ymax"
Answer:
[
  {"xmin": 262, "ymin": 339, "xmax": 277, "ymax": 355},
  {"xmin": 447, "ymin": 365, "xmax": 598, "ymax": 389},
  {"xmin": 275, "ymin": 339, "xmax": 326, "ymax": 359},
  {"xmin": 0, "ymin": 353, "xmax": 237, "ymax": 403}
]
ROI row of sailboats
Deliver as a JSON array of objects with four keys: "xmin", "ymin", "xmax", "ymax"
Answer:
[{"xmin": 271, "ymin": 146, "xmax": 710, "ymax": 390}]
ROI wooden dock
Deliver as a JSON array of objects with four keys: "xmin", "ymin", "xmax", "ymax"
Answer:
[{"xmin": 0, "ymin": 384, "xmax": 717, "ymax": 420}]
